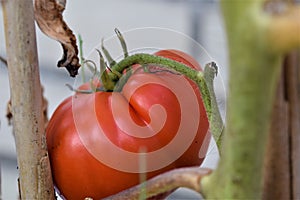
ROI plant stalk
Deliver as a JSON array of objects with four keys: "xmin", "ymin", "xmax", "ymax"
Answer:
[
  {"xmin": 2, "ymin": 0, "xmax": 54, "ymax": 199},
  {"xmin": 104, "ymin": 167, "xmax": 212, "ymax": 200},
  {"xmin": 201, "ymin": 1, "xmax": 283, "ymax": 198}
]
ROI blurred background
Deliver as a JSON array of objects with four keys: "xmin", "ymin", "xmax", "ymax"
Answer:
[{"xmin": 0, "ymin": 0, "xmax": 228, "ymax": 199}]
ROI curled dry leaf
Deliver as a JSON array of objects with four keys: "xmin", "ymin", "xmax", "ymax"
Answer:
[{"xmin": 34, "ymin": 0, "xmax": 80, "ymax": 77}]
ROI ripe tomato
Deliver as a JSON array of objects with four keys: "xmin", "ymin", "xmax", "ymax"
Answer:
[{"xmin": 46, "ymin": 49, "xmax": 210, "ymax": 199}]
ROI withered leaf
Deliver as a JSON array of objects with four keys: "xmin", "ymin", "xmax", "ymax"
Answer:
[{"xmin": 34, "ymin": 0, "xmax": 80, "ymax": 77}]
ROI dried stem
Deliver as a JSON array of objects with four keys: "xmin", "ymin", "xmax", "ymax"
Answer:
[
  {"xmin": 262, "ymin": 50, "xmax": 300, "ymax": 199},
  {"xmin": 2, "ymin": 0, "xmax": 54, "ymax": 199},
  {"xmin": 104, "ymin": 167, "xmax": 212, "ymax": 200},
  {"xmin": 262, "ymin": 66, "xmax": 290, "ymax": 199},
  {"xmin": 285, "ymin": 50, "xmax": 300, "ymax": 199}
]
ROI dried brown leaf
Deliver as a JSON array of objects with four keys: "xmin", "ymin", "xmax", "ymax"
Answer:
[{"xmin": 34, "ymin": 0, "xmax": 80, "ymax": 77}]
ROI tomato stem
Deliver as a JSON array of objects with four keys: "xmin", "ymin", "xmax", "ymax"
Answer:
[
  {"xmin": 104, "ymin": 167, "xmax": 212, "ymax": 200},
  {"xmin": 203, "ymin": 62, "xmax": 224, "ymax": 149},
  {"xmin": 78, "ymin": 34, "xmax": 86, "ymax": 83}
]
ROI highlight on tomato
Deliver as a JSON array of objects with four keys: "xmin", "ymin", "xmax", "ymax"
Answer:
[{"xmin": 46, "ymin": 34, "xmax": 210, "ymax": 199}]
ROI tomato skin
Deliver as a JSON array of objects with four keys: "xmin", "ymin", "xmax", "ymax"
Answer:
[
  {"xmin": 46, "ymin": 50, "xmax": 210, "ymax": 199},
  {"xmin": 154, "ymin": 49, "xmax": 201, "ymax": 70}
]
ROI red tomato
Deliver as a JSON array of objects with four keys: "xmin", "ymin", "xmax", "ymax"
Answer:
[
  {"xmin": 154, "ymin": 49, "xmax": 201, "ymax": 70},
  {"xmin": 46, "ymin": 50, "xmax": 210, "ymax": 199}
]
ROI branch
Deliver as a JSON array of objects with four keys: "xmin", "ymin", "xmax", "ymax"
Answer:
[
  {"xmin": 202, "ymin": 0, "xmax": 285, "ymax": 198},
  {"xmin": 2, "ymin": 0, "xmax": 54, "ymax": 198},
  {"xmin": 34, "ymin": 0, "xmax": 80, "ymax": 77},
  {"xmin": 203, "ymin": 62, "xmax": 224, "ymax": 150},
  {"xmin": 267, "ymin": 74, "xmax": 289, "ymax": 200},
  {"xmin": 1, "ymin": 52, "xmax": 48, "ymax": 128},
  {"xmin": 103, "ymin": 167, "xmax": 212, "ymax": 200},
  {"xmin": 6, "ymin": 88, "xmax": 49, "ymax": 127},
  {"xmin": 285, "ymin": 51, "xmax": 300, "ymax": 199},
  {"xmin": 267, "ymin": 5, "xmax": 300, "ymax": 53}
]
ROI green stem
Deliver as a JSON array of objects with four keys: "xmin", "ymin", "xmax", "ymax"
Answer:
[
  {"xmin": 204, "ymin": 63, "xmax": 224, "ymax": 150},
  {"xmin": 78, "ymin": 34, "xmax": 86, "ymax": 83},
  {"xmin": 201, "ymin": 0, "xmax": 285, "ymax": 198}
]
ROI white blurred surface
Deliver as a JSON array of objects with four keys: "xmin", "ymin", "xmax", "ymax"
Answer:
[{"xmin": 0, "ymin": 0, "xmax": 227, "ymax": 199}]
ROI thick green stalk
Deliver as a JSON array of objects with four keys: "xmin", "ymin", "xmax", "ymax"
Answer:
[{"xmin": 201, "ymin": 1, "xmax": 283, "ymax": 199}]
